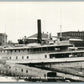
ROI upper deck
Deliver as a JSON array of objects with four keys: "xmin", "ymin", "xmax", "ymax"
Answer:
[{"xmin": 3, "ymin": 41, "xmax": 72, "ymax": 53}]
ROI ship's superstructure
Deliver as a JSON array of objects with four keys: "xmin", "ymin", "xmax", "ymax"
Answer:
[{"xmin": 0, "ymin": 42, "xmax": 84, "ymax": 64}]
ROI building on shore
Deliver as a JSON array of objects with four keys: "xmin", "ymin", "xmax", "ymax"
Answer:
[
  {"xmin": 57, "ymin": 31, "xmax": 84, "ymax": 47},
  {"xmin": 58, "ymin": 31, "xmax": 84, "ymax": 40},
  {"xmin": 0, "ymin": 33, "xmax": 7, "ymax": 46}
]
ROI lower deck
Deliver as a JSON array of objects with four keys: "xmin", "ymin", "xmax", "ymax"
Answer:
[{"xmin": 5, "ymin": 50, "xmax": 84, "ymax": 64}]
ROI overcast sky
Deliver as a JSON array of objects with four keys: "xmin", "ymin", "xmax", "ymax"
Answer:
[{"xmin": 0, "ymin": 1, "xmax": 84, "ymax": 42}]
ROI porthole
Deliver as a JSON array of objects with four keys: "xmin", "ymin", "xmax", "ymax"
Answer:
[
  {"xmin": 9, "ymin": 57, "xmax": 11, "ymax": 60},
  {"xmin": 21, "ymin": 69, "xmax": 23, "ymax": 72},
  {"xmin": 9, "ymin": 66, "xmax": 11, "ymax": 69},
  {"xmin": 27, "ymin": 56, "xmax": 29, "ymax": 59},
  {"xmin": 16, "ymin": 56, "xmax": 18, "ymax": 59},
  {"xmin": 44, "ymin": 74, "xmax": 46, "ymax": 77},
  {"xmin": 22, "ymin": 56, "xmax": 24, "ymax": 59},
  {"xmin": 45, "ymin": 55, "xmax": 47, "ymax": 58},
  {"xmin": 26, "ymin": 70, "xmax": 28, "ymax": 73}
]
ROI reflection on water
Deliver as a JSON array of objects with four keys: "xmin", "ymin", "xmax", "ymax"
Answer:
[
  {"xmin": 0, "ymin": 76, "xmax": 26, "ymax": 82},
  {"xmin": 1, "ymin": 61, "xmax": 84, "ymax": 82}
]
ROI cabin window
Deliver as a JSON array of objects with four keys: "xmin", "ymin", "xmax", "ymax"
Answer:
[
  {"xmin": 50, "ymin": 54, "xmax": 69, "ymax": 58},
  {"xmin": 21, "ymin": 69, "xmax": 23, "ymax": 72},
  {"xmin": 48, "ymin": 47, "xmax": 54, "ymax": 51},
  {"xmin": 9, "ymin": 66, "xmax": 11, "ymax": 69},
  {"xmin": 42, "ymin": 47, "xmax": 47, "ymax": 51},
  {"xmin": 27, "ymin": 56, "xmax": 29, "ymax": 59},
  {"xmin": 45, "ymin": 55, "xmax": 47, "ymax": 58},
  {"xmin": 10, "ymin": 50, "xmax": 12, "ymax": 53},
  {"xmin": 18, "ymin": 50, "xmax": 20, "ymax": 52},
  {"xmin": 22, "ymin": 56, "xmax": 24, "ymax": 59},
  {"xmin": 23, "ymin": 49, "xmax": 24, "ymax": 52},
  {"xmin": 26, "ymin": 70, "xmax": 28, "ymax": 73},
  {"xmin": 44, "ymin": 74, "xmax": 46, "ymax": 77},
  {"xmin": 16, "ymin": 56, "xmax": 18, "ymax": 59},
  {"xmin": 15, "ymin": 50, "xmax": 16, "ymax": 52},
  {"xmin": 9, "ymin": 57, "xmax": 11, "ymax": 60},
  {"xmin": 27, "ymin": 49, "xmax": 29, "ymax": 51}
]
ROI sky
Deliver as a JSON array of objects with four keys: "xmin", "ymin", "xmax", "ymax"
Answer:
[{"xmin": 0, "ymin": 1, "xmax": 84, "ymax": 42}]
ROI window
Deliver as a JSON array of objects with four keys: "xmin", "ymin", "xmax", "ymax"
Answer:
[
  {"xmin": 22, "ymin": 56, "xmax": 24, "ymax": 59},
  {"xmin": 16, "ymin": 56, "xmax": 18, "ymax": 59},
  {"xmin": 27, "ymin": 49, "xmax": 29, "ymax": 51},
  {"xmin": 26, "ymin": 70, "xmax": 28, "ymax": 73},
  {"xmin": 44, "ymin": 74, "xmax": 46, "ymax": 77},
  {"xmin": 21, "ymin": 69, "xmax": 23, "ymax": 72},
  {"xmin": 9, "ymin": 66, "xmax": 11, "ymax": 69},
  {"xmin": 23, "ymin": 49, "xmax": 24, "ymax": 52},
  {"xmin": 27, "ymin": 56, "xmax": 29, "ymax": 59},
  {"xmin": 45, "ymin": 55, "xmax": 47, "ymax": 58},
  {"xmin": 9, "ymin": 57, "xmax": 11, "ymax": 60},
  {"xmin": 15, "ymin": 50, "xmax": 16, "ymax": 52},
  {"xmin": 10, "ymin": 50, "xmax": 12, "ymax": 53},
  {"xmin": 18, "ymin": 50, "xmax": 20, "ymax": 52}
]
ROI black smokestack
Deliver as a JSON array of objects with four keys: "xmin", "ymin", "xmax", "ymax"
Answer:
[{"xmin": 37, "ymin": 19, "xmax": 42, "ymax": 44}]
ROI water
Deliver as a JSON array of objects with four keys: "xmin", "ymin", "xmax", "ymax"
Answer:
[{"xmin": 0, "ymin": 75, "xmax": 26, "ymax": 82}]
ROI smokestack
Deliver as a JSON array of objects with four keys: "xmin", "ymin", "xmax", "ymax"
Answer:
[{"xmin": 37, "ymin": 19, "xmax": 42, "ymax": 44}]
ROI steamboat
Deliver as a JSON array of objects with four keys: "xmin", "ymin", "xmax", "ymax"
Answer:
[
  {"xmin": 0, "ymin": 19, "xmax": 84, "ymax": 64},
  {"xmin": 0, "ymin": 19, "xmax": 84, "ymax": 82}
]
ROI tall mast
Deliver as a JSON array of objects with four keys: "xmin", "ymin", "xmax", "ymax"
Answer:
[
  {"xmin": 60, "ymin": 24, "xmax": 62, "ymax": 38},
  {"xmin": 59, "ymin": 8, "xmax": 62, "ymax": 40}
]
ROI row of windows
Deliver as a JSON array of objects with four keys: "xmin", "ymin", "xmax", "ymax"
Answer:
[
  {"xmin": 9, "ymin": 56, "xmax": 29, "ymax": 60},
  {"xmin": 9, "ymin": 55, "xmax": 47, "ymax": 60},
  {"xmin": 62, "ymin": 33, "xmax": 84, "ymax": 37},
  {"xmin": 0, "ymin": 49, "xmax": 32, "ymax": 53},
  {"xmin": 8, "ymin": 67, "xmax": 28, "ymax": 73},
  {"xmin": 8, "ymin": 66, "xmax": 46, "ymax": 77},
  {"xmin": 50, "ymin": 53, "xmax": 84, "ymax": 58}
]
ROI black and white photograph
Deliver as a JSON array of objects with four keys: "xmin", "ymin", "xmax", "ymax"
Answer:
[{"xmin": 0, "ymin": 1, "xmax": 84, "ymax": 82}]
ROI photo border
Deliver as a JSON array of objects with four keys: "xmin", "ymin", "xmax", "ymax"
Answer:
[{"xmin": 0, "ymin": 0, "xmax": 84, "ymax": 84}]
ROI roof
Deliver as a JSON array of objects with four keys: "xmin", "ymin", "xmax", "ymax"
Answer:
[
  {"xmin": 0, "ymin": 33, "xmax": 7, "ymax": 36},
  {"xmin": 27, "ymin": 33, "xmax": 48, "ymax": 40},
  {"xmin": 5, "ymin": 43, "xmax": 72, "ymax": 50},
  {"xmin": 58, "ymin": 31, "xmax": 84, "ymax": 34}
]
